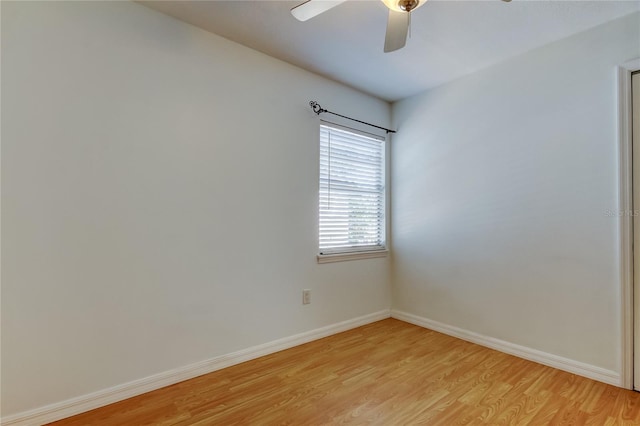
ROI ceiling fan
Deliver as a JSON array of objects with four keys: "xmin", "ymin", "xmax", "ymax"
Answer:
[{"xmin": 291, "ymin": 0, "xmax": 511, "ymax": 53}]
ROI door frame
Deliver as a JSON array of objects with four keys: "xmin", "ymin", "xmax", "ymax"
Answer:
[{"xmin": 619, "ymin": 58, "xmax": 640, "ymax": 390}]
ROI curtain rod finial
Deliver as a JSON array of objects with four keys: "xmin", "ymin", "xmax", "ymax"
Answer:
[{"xmin": 310, "ymin": 101, "xmax": 324, "ymax": 115}]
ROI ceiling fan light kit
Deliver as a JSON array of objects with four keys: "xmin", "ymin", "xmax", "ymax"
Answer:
[{"xmin": 381, "ymin": 0, "xmax": 424, "ymax": 13}]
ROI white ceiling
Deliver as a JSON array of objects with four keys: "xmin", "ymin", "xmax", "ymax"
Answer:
[{"xmin": 141, "ymin": 0, "xmax": 640, "ymax": 102}]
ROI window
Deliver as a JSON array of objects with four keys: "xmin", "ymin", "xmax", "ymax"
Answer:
[{"xmin": 318, "ymin": 123, "xmax": 387, "ymax": 262}]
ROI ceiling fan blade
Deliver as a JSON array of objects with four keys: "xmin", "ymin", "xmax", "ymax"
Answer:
[
  {"xmin": 384, "ymin": 10, "xmax": 409, "ymax": 53},
  {"xmin": 291, "ymin": 0, "xmax": 347, "ymax": 22}
]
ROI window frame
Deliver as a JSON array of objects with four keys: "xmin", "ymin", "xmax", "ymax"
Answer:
[{"xmin": 317, "ymin": 121, "xmax": 388, "ymax": 263}]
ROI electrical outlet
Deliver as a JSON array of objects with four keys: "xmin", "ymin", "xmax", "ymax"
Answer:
[{"xmin": 302, "ymin": 289, "xmax": 311, "ymax": 305}]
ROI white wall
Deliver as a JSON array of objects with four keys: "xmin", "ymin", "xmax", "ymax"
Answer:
[
  {"xmin": 1, "ymin": 1, "xmax": 391, "ymax": 417},
  {"xmin": 391, "ymin": 12, "xmax": 640, "ymax": 374}
]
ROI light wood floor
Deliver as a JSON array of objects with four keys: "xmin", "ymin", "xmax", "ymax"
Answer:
[{"xmin": 49, "ymin": 319, "xmax": 640, "ymax": 425}]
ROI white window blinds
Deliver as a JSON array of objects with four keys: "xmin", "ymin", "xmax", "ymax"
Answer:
[{"xmin": 319, "ymin": 123, "xmax": 386, "ymax": 254}]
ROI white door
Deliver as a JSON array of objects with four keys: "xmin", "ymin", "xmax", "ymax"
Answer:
[{"xmin": 632, "ymin": 71, "xmax": 640, "ymax": 389}]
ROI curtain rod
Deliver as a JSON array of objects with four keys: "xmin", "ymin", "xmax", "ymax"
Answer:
[{"xmin": 309, "ymin": 101, "xmax": 396, "ymax": 134}]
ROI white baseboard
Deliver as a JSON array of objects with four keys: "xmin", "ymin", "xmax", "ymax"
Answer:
[
  {"xmin": 391, "ymin": 309, "xmax": 621, "ymax": 387},
  {"xmin": 1, "ymin": 309, "xmax": 391, "ymax": 426}
]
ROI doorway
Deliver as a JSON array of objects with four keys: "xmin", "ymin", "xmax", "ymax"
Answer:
[{"xmin": 632, "ymin": 70, "xmax": 640, "ymax": 389}]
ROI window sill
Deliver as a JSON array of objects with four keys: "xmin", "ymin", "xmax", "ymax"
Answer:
[{"xmin": 317, "ymin": 250, "xmax": 388, "ymax": 264}]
